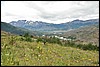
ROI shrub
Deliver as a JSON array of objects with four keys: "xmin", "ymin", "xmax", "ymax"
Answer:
[
  {"xmin": 80, "ymin": 43, "xmax": 99, "ymax": 51},
  {"xmin": 26, "ymin": 37, "xmax": 32, "ymax": 42},
  {"xmin": 9, "ymin": 35, "xmax": 16, "ymax": 45},
  {"xmin": 63, "ymin": 40, "xmax": 99, "ymax": 51},
  {"xmin": 36, "ymin": 37, "xmax": 43, "ymax": 43},
  {"xmin": 23, "ymin": 33, "xmax": 32, "ymax": 42}
]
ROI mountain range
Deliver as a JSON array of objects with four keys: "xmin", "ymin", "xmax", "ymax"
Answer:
[
  {"xmin": 1, "ymin": 22, "xmax": 36, "ymax": 35},
  {"xmin": 9, "ymin": 19, "xmax": 99, "ymax": 31},
  {"xmin": 1, "ymin": 18, "xmax": 99, "ymax": 36}
]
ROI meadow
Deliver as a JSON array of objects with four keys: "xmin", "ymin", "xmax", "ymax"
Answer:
[{"xmin": 1, "ymin": 31, "xmax": 99, "ymax": 66}]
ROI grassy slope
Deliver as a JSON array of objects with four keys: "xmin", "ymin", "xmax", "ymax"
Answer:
[
  {"xmin": 1, "ymin": 22, "xmax": 35, "ymax": 35},
  {"xmin": 1, "ymin": 31, "xmax": 99, "ymax": 66},
  {"xmin": 62, "ymin": 24, "xmax": 99, "ymax": 46}
]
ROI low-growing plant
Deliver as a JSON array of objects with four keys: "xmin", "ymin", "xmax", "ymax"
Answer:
[{"xmin": 9, "ymin": 35, "xmax": 17, "ymax": 45}]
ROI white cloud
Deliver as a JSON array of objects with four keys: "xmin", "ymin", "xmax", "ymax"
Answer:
[{"xmin": 1, "ymin": 1, "xmax": 99, "ymax": 24}]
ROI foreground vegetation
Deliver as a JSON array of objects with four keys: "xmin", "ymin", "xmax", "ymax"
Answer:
[{"xmin": 1, "ymin": 31, "xmax": 99, "ymax": 66}]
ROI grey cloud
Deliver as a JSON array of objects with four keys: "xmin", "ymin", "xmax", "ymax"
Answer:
[
  {"xmin": 23, "ymin": 2, "xmax": 61, "ymax": 20},
  {"xmin": 39, "ymin": 11, "xmax": 69, "ymax": 21},
  {"xmin": 65, "ymin": 2, "xmax": 99, "ymax": 18},
  {"xmin": 23, "ymin": 1, "xmax": 99, "ymax": 21}
]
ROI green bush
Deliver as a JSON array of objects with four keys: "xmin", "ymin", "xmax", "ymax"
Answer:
[
  {"xmin": 83, "ymin": 43, "xmax": 99, "ymax": 51},
  {"xmin": 22, "ymin": 33, "xmax": 32, "ymax": 42},
  {"xmin": 26, "ymin": 37, "xmax": 32, "ymax": 42},
  {"xmin": 47, "ymin": 36, "xmax": 62, "ymax": 45},
  {"xmin": 63, "ymin": 41, "xmax": 99, "ymax": 51},
  {"xmin": 36, "ymin": 36, "xmax": 62, "ymax": 45},
  {"xmin": 36, "ymin": 37, "xmax": 43, "ymax": 43}
]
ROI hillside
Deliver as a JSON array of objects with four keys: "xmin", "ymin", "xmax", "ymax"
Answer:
[
  {"xmin": 1, "ymin": 22, "xmax": 36, "ymax": 35},
  {"xmin": 1, "ymin": 31, "xmax": 99, "ymax": 66},
  {"xmin": 9, "ymin": 19, "xmax": 99, "ymax": 31},
  {"xmin": 60, "ymin": 24, "xmax": 99, "ymax": 46}
]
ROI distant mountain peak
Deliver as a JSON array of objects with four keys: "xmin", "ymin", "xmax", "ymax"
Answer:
[
  {"xmin": 9, "ymin": 18, "xmax": 99, "ymax": 31},
  {"xmin": 71, "ymin": 19, "xmax": 84, "ymax": 23}
]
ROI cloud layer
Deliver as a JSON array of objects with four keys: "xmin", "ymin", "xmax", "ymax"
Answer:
[{"xmin": 1, "ymin": 1, "xmax": 99, "ymax": 24}]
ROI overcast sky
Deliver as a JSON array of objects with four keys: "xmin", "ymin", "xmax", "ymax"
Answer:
[{"xmin": 1, "ymin": 1, "xmax": 99, "ymax": 24}]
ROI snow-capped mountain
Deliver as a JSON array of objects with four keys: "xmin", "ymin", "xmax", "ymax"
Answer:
[{"xmin": 9, "ymin": 19, "xmax": 99, "ymax": 31}]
